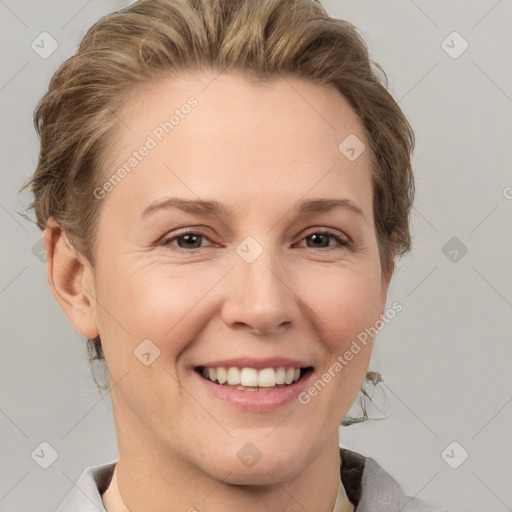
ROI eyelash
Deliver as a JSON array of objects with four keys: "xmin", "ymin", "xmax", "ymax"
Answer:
[{"xmin": 160, "ymin": 228, "xmax": 351, "ymax": 252}]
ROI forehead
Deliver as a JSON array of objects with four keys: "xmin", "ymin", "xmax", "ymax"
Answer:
[
  {"xmin": 97, "ymin": 72, "xmax": 373, "ymax": 219},
  {"xmin": 115, "ymin": 71, "xmax": 366, "ymax": 146}
]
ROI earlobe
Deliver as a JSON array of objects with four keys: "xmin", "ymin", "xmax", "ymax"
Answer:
[{"xmin": 43, "ymin": 217, "xmax": 99, "ymax": 339}]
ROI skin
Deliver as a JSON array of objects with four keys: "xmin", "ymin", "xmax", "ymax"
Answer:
[{"xmin": 44, "ymin": 71, "xmax": 394, "ymax": 512}]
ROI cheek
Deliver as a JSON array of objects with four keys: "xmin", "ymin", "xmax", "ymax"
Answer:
[
  {"xmin": 299, "ymin": 264, "xmax": 381, "ymax": 352},
  {"xmin": 293, "ymin": 267, "xmax": 380, "ymax": 423},
  {"xmin": 95, "ymin": 261, "xmax": 222, "ymax": 357}
]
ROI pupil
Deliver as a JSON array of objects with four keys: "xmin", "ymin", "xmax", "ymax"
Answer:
[
  {"xmin": 179, "ymin": 234, "xmax": 201, "ymax": 249},
  {"xmin": 309, "ymin": 233, "xmax": 328, "ymax": 248}
]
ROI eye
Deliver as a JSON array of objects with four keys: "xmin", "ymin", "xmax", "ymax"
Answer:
[
  {"xmin": 161, "ymin": 230, "xmax": 215, "ymax": 251},
  {"xmin": 160, "ymin": 228, "xmax": 351, "ymax": 252},
  {"xmin": 296, "ymin": 230, "xmax": 351, "ymax": 250}
]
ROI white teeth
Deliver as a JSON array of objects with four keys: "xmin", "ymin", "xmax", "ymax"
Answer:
[
  {"xmin": 200, "ymin": 366, "xmax": 304, "ymax": 388},
  {"xmin": 258, "ymin": 368, "xmax": 277, "ymax": 387},
  {"xmin": 216, "ymin": 367, "xmax": 227, "ymax": 384},
  {"xmin": 240, "ymin": 368, "xmax": 258, "ymax": 387},
  {"xmin": 227, "ymin": 367, "xmax": 241, "ymax": 385}
]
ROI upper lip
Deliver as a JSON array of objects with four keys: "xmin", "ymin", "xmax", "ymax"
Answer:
[{"xmin": 195, "ymin": 357, "xmax": 313, "ymax": 370}]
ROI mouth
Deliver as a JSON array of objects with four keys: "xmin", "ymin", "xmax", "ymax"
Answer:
[{"xmin": 194, "ymin": 365, "xmax": 314, "ymax": 391}]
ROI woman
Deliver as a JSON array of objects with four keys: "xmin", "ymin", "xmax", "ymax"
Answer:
[{"xmin": 22, "ymin": 0, "xmax": 449, "ymax": 510}]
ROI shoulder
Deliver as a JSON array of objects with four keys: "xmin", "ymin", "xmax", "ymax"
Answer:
[
  {"xmin": 55, "ymin": 460, "xmax": 116, "ymax": 512},
  {"xmin": 340, "ymin": 448, "xmax": 451, "ymax": 512}
]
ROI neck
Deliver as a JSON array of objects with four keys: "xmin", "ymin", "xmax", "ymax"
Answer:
[{"xmin": 107, "ymin": 428, "xmax": 353, "ymax": 512}]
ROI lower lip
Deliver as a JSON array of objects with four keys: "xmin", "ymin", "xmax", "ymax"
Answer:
[{"xmin": 193, "ymin": 369, "xmax": 313, "ymax": 412}]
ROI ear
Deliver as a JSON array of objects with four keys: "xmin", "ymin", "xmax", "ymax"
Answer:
[{"xmin": 43, "ymin": 217, "xmax": 99, "ymax": 339}]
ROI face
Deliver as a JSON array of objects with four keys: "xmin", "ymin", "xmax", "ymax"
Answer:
[{"xmin": 80, "ymin": 72, "xmax": 391, "ymax": 484}]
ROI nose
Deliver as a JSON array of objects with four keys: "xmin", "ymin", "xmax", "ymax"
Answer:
[{"xmin": 219, "ymin": 243, "xmax": 299, "ymax": 336}]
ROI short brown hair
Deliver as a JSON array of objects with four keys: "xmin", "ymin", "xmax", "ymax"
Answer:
[{"xmin": 21, "ymin": 0, "xmax": 414, "ymax": 417}]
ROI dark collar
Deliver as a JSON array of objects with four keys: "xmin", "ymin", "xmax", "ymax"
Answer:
[{"xmin": 340, "ymin": 447, "xmax": 366, "ymax": 506}]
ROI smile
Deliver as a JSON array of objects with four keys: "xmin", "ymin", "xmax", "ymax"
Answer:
[{"xmin": 195, "ymin": 365, "xmax": 313, "ymax": 391}]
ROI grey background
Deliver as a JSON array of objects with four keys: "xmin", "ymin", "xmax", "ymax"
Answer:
[{"xmin": 1, "ymin": 1, "xmax": 511, "ymax": 511}]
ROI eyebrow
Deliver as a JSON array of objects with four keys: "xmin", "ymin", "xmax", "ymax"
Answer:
[{"xmin": 140, "ymin": 196, "xmax": 366, "ymax": 222}]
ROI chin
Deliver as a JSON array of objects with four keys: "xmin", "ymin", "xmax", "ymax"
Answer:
[
  {"xmin": 196, "ymin": 441, "xmax": 308, "ymax": 486},
  {"xmin": 218, "ymin": 460, "xmax": 303, "ymax": 487}
]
